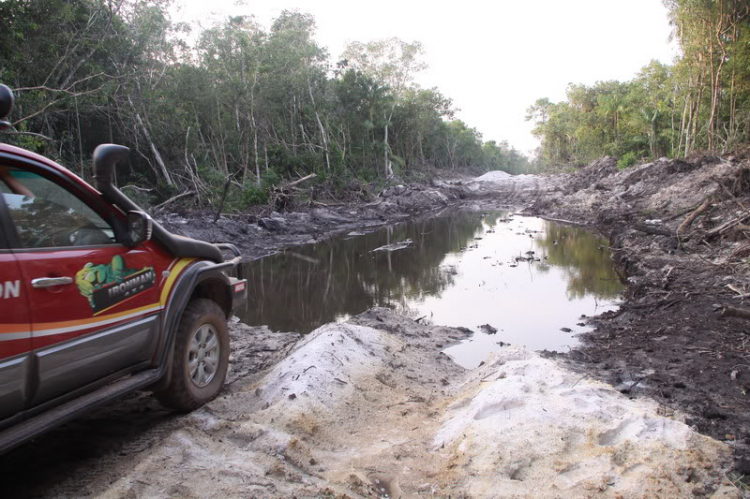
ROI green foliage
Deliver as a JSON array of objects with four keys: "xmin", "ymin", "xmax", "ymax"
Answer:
[
  {"xmin": 241, "ymin": 183, "xmax": 270, "ymax": 206},
  {"xmin": 617, "ymin": 152, "xmax": 638, "ymax": 170},
  {"xmin": 530, "ymin": 1, "xmax": 750, "ymax": 168},
  {"xmin": 261, "ymin": 168, "xmax": 282, "ymax": 189},
  {"xmin": 12, "ymin": 133, "xmax": 47, "ymax": 154},
  {"xmin": 0, "ymin": 0, "xmax": 532, "ymax": 204},
  {"xmin": 240, "ymin": 169, "xmax": 284, "ymax": 207}
]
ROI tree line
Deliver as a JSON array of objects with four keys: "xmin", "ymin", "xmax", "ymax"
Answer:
[
  {"xmin": 0, "ymin": 0, "xmax": 530, "ymax": 207},
  {"xmin": 527, "ymin": 0, "xmax": 750, "ymax": 169}
]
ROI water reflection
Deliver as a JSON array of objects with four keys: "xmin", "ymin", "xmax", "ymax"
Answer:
[
  {"xmin": 536, "ymin": 224, "xmax": 623, "ymax": 300},
  {"xmin": 239, "ymin": 211, "xmax": 484, "ymax": 333},
  {"xmin": 237, "ymin": 210, "xmax": 625, "ymax": 365}
]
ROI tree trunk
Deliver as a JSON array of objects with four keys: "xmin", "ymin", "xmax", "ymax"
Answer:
[
  {"xmin": 251, "ymin": 69, "xmax": 260, "ymax": 185},
  {"xmin": 384, "ymin": 103, "xmax": 397, "ymax": 177},
  {"xmin": 128, "ymin": 95, "xmax": 174, "ymax": 186},
  {"xmin": 307, "ymin": 77, "xmax": 330, "ymax": 171}
]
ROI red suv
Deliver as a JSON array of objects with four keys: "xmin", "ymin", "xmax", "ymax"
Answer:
[{"xmin": 0, "ymin": 84, "xmax": 247, "ymax": 453}]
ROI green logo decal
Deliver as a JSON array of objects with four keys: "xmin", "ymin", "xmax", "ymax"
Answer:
[{"xmin": 75, "ymin": 255, "xmax": 155, "ymax": 314}]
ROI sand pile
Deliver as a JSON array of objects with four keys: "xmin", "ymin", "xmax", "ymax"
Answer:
[
  {"xmin": 436, "ymin": 346, "xmax": 733, "ymax": 497},
  {"xmin": 82, "ymin": 310, "xmax": 734, "ymax": 498}
]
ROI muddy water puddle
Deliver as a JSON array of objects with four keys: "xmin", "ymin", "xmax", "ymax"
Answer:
[{"xmin": 237, "ymin": 210, "xmax": 624, "ymax": 368}]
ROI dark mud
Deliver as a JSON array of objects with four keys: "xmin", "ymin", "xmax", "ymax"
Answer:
[
  {"xmin": 526, "ymin": 155, "xmax": 750, "ymax": 476},
  {"xmin": 158, "ymin": 179, "xmax": 478, "ymax": 262}
]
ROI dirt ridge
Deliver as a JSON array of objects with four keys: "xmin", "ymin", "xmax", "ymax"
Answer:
[{"xmin": 525, "ymin": 155, "xmax": 750, "ymax": 477}]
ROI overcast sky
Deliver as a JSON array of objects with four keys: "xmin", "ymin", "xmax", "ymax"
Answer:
[{"xmin": 175, "ymin": 0, "xmax": 678, "ymax": 155}]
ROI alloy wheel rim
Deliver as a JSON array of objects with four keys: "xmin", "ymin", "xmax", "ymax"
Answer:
[{"xmin": 188, "ymin": 324, "xmax": 220, "ymax": 388}]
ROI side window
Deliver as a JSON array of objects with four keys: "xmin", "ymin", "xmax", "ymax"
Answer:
[{"xmin": 0, "ymin": 166, "xmax": 116, "ymax": 248}]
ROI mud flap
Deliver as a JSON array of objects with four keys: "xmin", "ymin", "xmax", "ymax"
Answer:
[
  {"xmin": 149, "ymin": 344, "xmax": 174, "ymax": 392},
  {"xmin": 228, "ymin": 277, "xmax": 247, "ymax": 312}
]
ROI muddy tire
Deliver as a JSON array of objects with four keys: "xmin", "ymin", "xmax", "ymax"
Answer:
[{"xmin": 155, "ymin": 299, "xmax": 229, "ymax": 412}]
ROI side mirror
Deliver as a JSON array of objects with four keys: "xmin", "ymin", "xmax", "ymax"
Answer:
[{"xmin": 125, "ymin": 211, "xmax": 152, "ymax": 247}]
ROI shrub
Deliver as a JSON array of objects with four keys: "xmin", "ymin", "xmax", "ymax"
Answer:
[
  {"xmin": 240, "ymin": 169, "xmax": 284, "ymax": 207},
  {"xmin": 242, "ymin": 184, "xmax": 269, "ymax": 206},
  {"xmin": 617, "ymin": 152, "xmax": 638, "ymax": 170}
]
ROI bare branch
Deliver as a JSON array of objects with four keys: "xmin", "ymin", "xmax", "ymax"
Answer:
[
  {"xmin": 154, "ymin": 190, "xmax": 195, "ymax": 210},
  {"xmin": 1, "ymin": 131, "xmax": 55, "ymax": 142},
  {"xmin": 15, "ymin": 73, "xmax": 114, "ymax": 94},
  {"xmin": 12, "ymin": 84, "xmax": 108, "ymax": 126},
  {"xmin": 121, "ymin": 185, "xmax": 154, "ymax": 192}
]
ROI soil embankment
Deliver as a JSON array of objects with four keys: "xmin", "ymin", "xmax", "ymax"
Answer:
[
  {"xmin": 156, "ymin": 173, "xmax": 542, "ymax": 262},
  {"xmin": 523, "ymin": 155, "xmax": 750, "ymax": 476},
  {"xmin": 158, "ymin": 180, "xmax": 470, "ymax": 262}
]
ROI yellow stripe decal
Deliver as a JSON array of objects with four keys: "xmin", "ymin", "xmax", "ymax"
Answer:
[
  {"xmin": 0, "ymin": 257, "xmax": 196, "ymax": 339},
  {"xmin": 160, "ymin": 258, "xmax": 195, "ymax": 306}
]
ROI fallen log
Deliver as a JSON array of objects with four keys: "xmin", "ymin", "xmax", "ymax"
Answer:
[
  {"xmin": 722, "ymin": 306, "xmax": 750, "ymax": 320},
  {"xmin": 727, "ymin": 284, "xmax": 750, "ymax": 299},
  {"xmin": 283, "ymin": 173, "xmax": 317, "ymax": 189},
  {"xmin": 538, "ymin": 216, "xmax": 588, "ymax": 226},
  {"xmin": 153, "ymin": 190, "xmax": 195, "ymax": 210},
  {"xmin": 728, "ymin": 242, "xmax": 750, "ymax": 261},
  {"xmin": 370, "ymin": 239, "xmax": 413, "ymax": 253},
  {"xmin": 706, "ymin": 212, "xmax": 750, "ymax": 238},
  {"xmin": 664, "ymin": 202, "xmax": 709, "ymax": 221},
  {"xmin": 677, "ymin": 197, "xmax": 711, "ymax": 236},
  {"xmin": 312, "ymin": 200, "xmax": 345, "ymax": 207},
  {"xmin": 633, "ymin": 224, "xmax": 675, "ymax": 237}
]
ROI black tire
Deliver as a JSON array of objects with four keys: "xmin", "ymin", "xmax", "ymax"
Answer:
[{"xmin": 155, "ymin": 298, "xmax": 230, "ymax": 412}]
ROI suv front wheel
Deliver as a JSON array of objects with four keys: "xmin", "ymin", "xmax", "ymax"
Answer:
[{"xmin": 155, "ymin": 299, "xmax": 230, "ymax": 412}]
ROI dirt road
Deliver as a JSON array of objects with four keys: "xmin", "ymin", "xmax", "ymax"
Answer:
[
  {"xmin": 2, "ymin": 310, "xmax": 737, "ymax": 498},
  {"xmin": 2, "ymin": 158, "xmax": 749, "ymax": 497}
]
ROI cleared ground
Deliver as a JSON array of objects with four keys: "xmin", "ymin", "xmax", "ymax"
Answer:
[
  {"xmin": 2, "ymin": 158, "xmax": 749, "ymax": 497},
  {"xmin": 6, "ymin": 310, "xmax": 737, "ymax": 498}
]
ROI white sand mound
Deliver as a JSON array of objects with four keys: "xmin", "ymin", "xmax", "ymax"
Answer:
[
  {"xmin": 435, "ymin": 345, "xmax": 731, "ymax": 497},
  {"xmin": 476, "ymin": 170, "xmax": 513, "ymax": 182},
  {"xmin": 475, "ymin": 170, "xmax": 540, "ymax": 184},
  {"xmin": 471, "ymin": 171, "xmax": 542, "ymax": 198},
  {"xmin": 90, "ymin": 311, "xmax": 735, "ymax": 499}
]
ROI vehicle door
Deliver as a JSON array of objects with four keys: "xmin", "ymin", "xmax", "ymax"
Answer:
[
  {"xmin": 0, "ymin": 202, "xmax": 31, "ymax": 421},
  {"xmin": 0, "ymin": 162, "xmax": 162, "ymax": 407}
]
